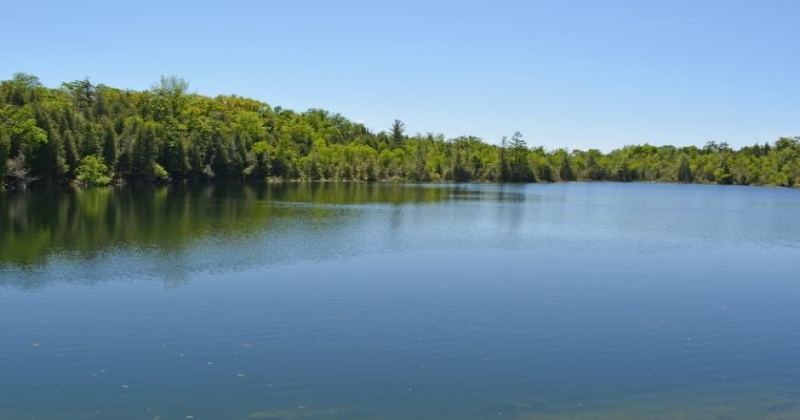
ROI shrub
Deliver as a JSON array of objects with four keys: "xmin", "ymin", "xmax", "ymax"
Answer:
[{"xmin": 75, "ymin": 155, "xmax": 111, "ymax": 186}]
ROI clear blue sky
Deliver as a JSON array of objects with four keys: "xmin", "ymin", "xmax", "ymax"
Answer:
[{"xmin": 3, "ymin": 0, "xmax": 799, "ymax": 151}]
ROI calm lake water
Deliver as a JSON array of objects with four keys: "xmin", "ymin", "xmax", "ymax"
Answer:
[{"xmin": 2, "ymin": 182, "xmax": 800, "ymax": 419}]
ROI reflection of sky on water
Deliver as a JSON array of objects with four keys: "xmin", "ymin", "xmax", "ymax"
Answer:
[
  {"xmin": 1, "ymin": 183, "xmax": 800, "ymax": 419},
  {"xmin": 3, "ymin": 183, "xmax": 800, "ymax": 288},
  {"xmin": 2, "ymin": 247, "xmax": 800, "ymax": 419}
]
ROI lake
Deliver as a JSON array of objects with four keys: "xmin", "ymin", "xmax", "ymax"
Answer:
[{"xmin": 1, "ymin": 182, "xmax": 800, "ymax": 419}]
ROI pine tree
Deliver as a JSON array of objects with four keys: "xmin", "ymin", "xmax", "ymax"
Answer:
[
  {"xmin": 677, "ymin": 155, "xmax": 693, "ymax": 183},
  {"xmin": 559, "ymin": 153, "xmax": 576, "ymax": 181},
  {"xmin": 391, "ymin": 119, "xmax": 405, "ymax": 148}
]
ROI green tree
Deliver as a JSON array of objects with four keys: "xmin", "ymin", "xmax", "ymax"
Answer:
[
  {"xmin": 132, "ymin": 122, "xmax": 160, "ymax": 181},
  {"xmin": 102, "ymin": 119, "xmax": 118, "ymax": 171},
  {"xmin": 509, "ymin": 132, "xmax": 533, "ymax": 182},
  {"xmin": 75, "ymin": 155, "xmax": 111, "ymax": 186},
  {"xmin": 557, "ymin": 149, "xmax": 576, "ymax": 181},
  {"xmin": 1, "ymin": 73, "xmax": 43, "ymax": 106},
  {"xmin": 62, "ymin": 130, "xmax": 80, "ymax": 176},
  {"xmin": 61, "ymin": 78, "xmax": 95, "ymax": 117},
  {"xmin": 0, "ymin": 125, "xmax": 9, "ymax": 183},
  {"xmin": 3, "ymin": 73, "xmax": 800, "ymax": 188},
  {"xmin": 38, "ymin": 128, "xmax": 68, "ymax": 183},
  {"xmin": 151, "ymin": 75, "xmax": 190, "ymax": 120},
  {"xmin": 498, "ymin": 136, "xmax": 510, "ymax": 182},
  {"xmin": 715, "ymin": 160, "xmax": 733, "ymax": 185},
  {"xmin": 677, "ymin": 154, "xmax": 693, "ymax": 183},
  {"xmin": 391, "ymin": 119, "xmax": 405, "ymax": 148},
  {"xmin": 410, "ymin": 138, "xmax": 430, "ymax": 181}
]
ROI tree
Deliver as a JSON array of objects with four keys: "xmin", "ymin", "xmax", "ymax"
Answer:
[
  {"xmin": 410, "ymin": 138, "xmax": 430, "ymax": 181},
  {"xmin": 391, "ymin": 119, "xmax": 405, "ymax": 148},
  {"xmin": 509, "ymin": 132, "xmax": 533, "ymax": 182},
  {"xmin": 715, "ymin": 160, "xmax": 733, "ymax": 185},
  {"xmin": 40, "ymin": 128, "xmax": 68, "ymax": 183},
  {"xmin": 132, "ymin": 122, "xmax": 159, "ymax": 181},
  {"xmin": 153, "ymin": 75, "xmax": 190, "ymax": 119},
  {"xmin": 0, "ymin": 125, "xmax": 9, "ymax": 183},
  {"xmin": 62, "ymin": 78, "xmax": 95, "ymax": 117},
  {"xmin": 102, "ymin": 119, "xmax": 117, "ymax": 170},
  {"xmin": 7, "ymin": 107, "xmax": 47, "ymax": 157},
  {"xmin": 557, "ymin": 149, "xmax": 576, "ymax": 181},
  {"xmin": 62, "ymin": 130, "xmax": 80, "ymax": 177},
  {"xmin": 677, "ymin": 155, "xmax": 693, "ymax": 183},
  {"xmin": 80, "ymin": 123, "xmax": 101, "ymax": 157},
  {"xmin": 581, "ymin": 150, "xmax": 606, "ymax": 180},
  {"xmin": 3, "ymin": 73, "xmax": 800, "ymax": 188},
  {"xmin": 1, "ymin": 73, "xmax": 43, "ymax": 106},
  {"xmin": 5, "ymin": 153, "xmax": 36, "ymax": 188},
  {"xmin": 75, "ymin": 155, "xmax": 111, "ymax": 186},
  {"xmin": 498, "ymin": 136, "xmax": 510, "ymax": 182},
  {"xmin": 251, "ymin": 140, "xmax": 273, "ymax": 179}
]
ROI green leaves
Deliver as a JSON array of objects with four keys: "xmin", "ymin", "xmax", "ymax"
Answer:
[
  {"xmin": 75, "ymin": 155, "xmax": 111, "ymax": 186},
  {"xmin": 0, "ymin": 124, "xmax": 9, "ymax": 181},
  {"xmin": 1, "ymin": 73, "xmax": 799, "ymax": 188}
]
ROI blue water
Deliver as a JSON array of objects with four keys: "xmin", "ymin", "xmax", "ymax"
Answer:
[{"xmin": 1, "ymin": 183, "xmax": 800, "ymax": 419}]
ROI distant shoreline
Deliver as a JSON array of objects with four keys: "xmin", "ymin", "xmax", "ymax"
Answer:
[{"xmin": 2, "ymin": 74, "xmax": 798, "ymax": 190}]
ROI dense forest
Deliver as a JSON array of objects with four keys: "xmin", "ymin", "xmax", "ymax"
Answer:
[{"xmin": 1, "ymin": 73, "xmax": 799, "ymax": 189}]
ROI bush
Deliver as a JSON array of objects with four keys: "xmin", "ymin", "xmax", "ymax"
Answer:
[
  {"xmin": 153, "ymin": 163, "xmax": 170, "ymax": 182},
  {"xmin": 75, "ymin": 155, "xmax": 111, "ymax": 186}
]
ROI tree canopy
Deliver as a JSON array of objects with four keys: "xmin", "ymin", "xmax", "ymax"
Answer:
[{"xmin": 1, "ymin": 73, "xmax": 799, "ymax": 189}]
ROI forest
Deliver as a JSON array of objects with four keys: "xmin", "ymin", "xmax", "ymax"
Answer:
[{"xmin": 1, "ymin": 72, "xmax": 799, "ymax": 189}]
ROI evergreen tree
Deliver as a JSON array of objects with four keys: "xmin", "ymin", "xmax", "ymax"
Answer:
[
  {"xmin": 677, "ymin": 155, "xmax": 693, "ymax": 183},
  {"xmin": 558, "ymin": 151, "xmax": 576, "ymax": 181},
  {"xmin": 132, "ymin": 122, "xmax": 159, "ymax": 180},
  {"xmin": 1, "ymin": 73, "xmax": 799, "ymax": 189},
  {"xmin": 0, "ymin": 125, "xmax": 9, "ymax": 182},
  {"xmin": 391, "ymin": 119, "xmax": 405, "ymax": 148},
  {"xmin": 499, "ymin": 136, "xmax": 511, "ymax": 182},
  {"xmin": 102, "ymin": 119, "xmax": 117, "ymax": 170}
]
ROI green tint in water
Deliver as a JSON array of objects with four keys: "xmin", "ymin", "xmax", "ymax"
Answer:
[
  {"xmin": 0, "ymin": 183, "xmax": 454, "ymax": 267},
  {"xmin": 1, "ymin": 182, "xmax": 800, "ymax": 419}
]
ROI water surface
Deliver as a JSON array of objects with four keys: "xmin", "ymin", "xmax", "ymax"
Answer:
[{"xmin": 2, "ymin": 182, "xmax": 800, "ymax": 419}]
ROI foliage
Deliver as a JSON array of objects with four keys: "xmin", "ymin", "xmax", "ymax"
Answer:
[
  {"xmin": 1, "ymin": 73, "xmax": 799, "ymax": 189},
  {"xmin": 75, "ymin": 155, "xmax": 111, "ymax": 186},
  {"xmin": 0, "ymin": 125, "xmax": 9, "ymax": 181}
]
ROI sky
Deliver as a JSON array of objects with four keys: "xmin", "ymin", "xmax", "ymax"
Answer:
[{"xmin": 2, "ymin": 0, "xmax": 799, "ymax": 151}]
